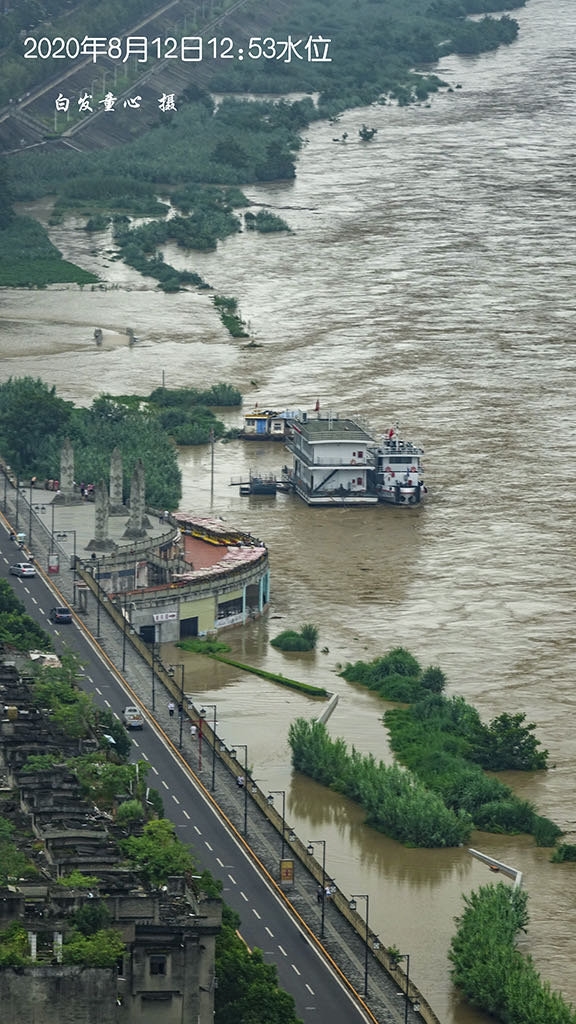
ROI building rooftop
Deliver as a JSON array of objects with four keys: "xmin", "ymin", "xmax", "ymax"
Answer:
[{"xmin": 293, "ymin": 417, "xmax": 374, "ymax": 443}]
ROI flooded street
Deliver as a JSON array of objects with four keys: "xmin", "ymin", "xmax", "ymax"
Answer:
[{"xmin": 1, "ymin": 0, "xmax": 576, "ymax": 1019}]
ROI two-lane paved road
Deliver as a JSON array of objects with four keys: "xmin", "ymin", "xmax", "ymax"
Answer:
[{"xmin": 1, "ymin": 526, "xmax": 378, "ymax": 1024}]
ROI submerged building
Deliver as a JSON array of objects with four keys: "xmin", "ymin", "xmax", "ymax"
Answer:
[{"xmin": 91, "ymin": 514, "xmax": 270, "ymax": 644}]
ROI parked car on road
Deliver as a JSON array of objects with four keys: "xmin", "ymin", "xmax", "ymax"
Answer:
[
  {"xmin": 10, "ymin": 563, "xmax": 36, "ymax": 577},
  {"xmin": 49, "ymin": 607, "xmax": 72, "ymax": 624},
  {"xmin": 122, "ymin": 706, "xmax": 144, "ymax": 729}
]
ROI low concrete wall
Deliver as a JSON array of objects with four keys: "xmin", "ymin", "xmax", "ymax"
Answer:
[{"xmin": 0, "ymin": 966, "xmax": 117, "ymax": 1024}]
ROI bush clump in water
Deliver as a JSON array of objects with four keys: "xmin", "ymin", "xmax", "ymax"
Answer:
[{"xmin": 271, "ymin": 623, "xmax": 318, "ymax": 652}]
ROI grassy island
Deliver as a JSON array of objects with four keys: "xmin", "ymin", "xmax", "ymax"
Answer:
[{"xmin": 288, "ymin": 647, "xmax": 561, "ymax": 848}]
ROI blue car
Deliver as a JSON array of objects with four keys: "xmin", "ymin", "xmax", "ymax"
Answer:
[{"xmin": 49, "ymin": 607, "xmax": 72, "ymax": 624}]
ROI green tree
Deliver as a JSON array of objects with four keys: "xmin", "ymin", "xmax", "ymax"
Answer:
[
  {"xmin": 74, "ymin": 756, "xmax": 138, "ymax": 809},
  {"xmin": 120, "ymin": 819, "xmax": 196, "ymax": 887},
  {"xmin": 420, "ymin": 665, "xmax": 446, "ymax": 693},
  {"xmin": 116, "ymin": 799, "xmax": 146, "ymax": 829},
  {"xmin": 0, "ymin": 922, "xmax": 30, "ymax": 966},
  {"xmin": 63, "ymin": 928, "xmax": 125, "ymax": 967},
  {"xmin": 0, "ymin": 610, "xmax": 53, "ymax": 652},
  {"xmin": 216, "ymin": 905, "xmax": 302, "ymax": 1024},
  {"xmin": 0, "ymin": 818, "xmax": 30, "ymax": 886},
  {"xmin": 450, "ymin": 883, "xmax": 576, "ymax": 1024},
  {"xmin": 71, "ymin": 900, "xmax": 111, "ymax": 936},
  {"xmin": 57, "ymin": 870, "xmax": 99, "ymax": 889},
  {"xmin": 475, "ymin": 712, "xmax": 549, "ymax": 770},
  {"xmin": 97, "ymin": 708, "xmax": 131, "ymax": 760},
  {"xmin": 0, "ymin": 376, "xmax": 72, "ymax": 474}
]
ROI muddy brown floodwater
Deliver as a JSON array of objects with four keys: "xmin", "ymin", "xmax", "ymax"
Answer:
[{"xmin": 1, "ymin": 0, "xmax": 576, "ymax": 1020}]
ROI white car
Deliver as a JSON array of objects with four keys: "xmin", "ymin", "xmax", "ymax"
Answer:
[
  {"xmin": 10, "ymin": 562, "xmax": 36, "ymax": 577},
  {"xmin": 122, "ymin": 706, "xmax": 144, "ymax": 729}
]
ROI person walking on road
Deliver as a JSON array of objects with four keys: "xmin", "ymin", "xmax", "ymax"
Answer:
[{"xmin": 168, "ymin": 701, "xmax": 175, "ymax": 718}]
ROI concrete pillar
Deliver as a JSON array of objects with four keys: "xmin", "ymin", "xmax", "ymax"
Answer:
[
  {"xmin": 53, "ymin": 437, "xmax": 81, "ymax": 504},
  {"xmin": 87, "ymin": 479, "xmax": 117, "ymax": 551},
  {"xmin": 124, "ymin": 459, "xmax": 150, "ymax": 538},
  {"xmin": 109, "ymin": 446, "xmax": 128, "ymax": 515}
]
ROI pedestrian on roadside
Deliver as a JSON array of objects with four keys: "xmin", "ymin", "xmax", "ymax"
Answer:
[
  {"xmin": 316, "ymin": 885, "xmax": 323, "ymax": 904},
  {"xmin": 190, "ymin": 724, "xmax": 197, "ymax": 739},
  {"xmin": 236, "ymin": 775, "xmax": 245, "ymax": 788},
  {"xmin": 168, "ymin": 701, "xmax": 175, "ymax": 718}
]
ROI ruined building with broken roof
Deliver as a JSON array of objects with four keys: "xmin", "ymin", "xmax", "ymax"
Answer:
[{"xmin": 0, "ymin": 660, "xmax": 221, "ymax": 1023}]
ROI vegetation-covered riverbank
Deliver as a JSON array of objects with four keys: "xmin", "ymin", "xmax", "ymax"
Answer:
[
  {"xmin": 0, "ymin": 378, "xmax": 241, "ymax": 506},
  {"xmin": 0, "ymin": 0, "xmax": 528, "ymax": 288}
]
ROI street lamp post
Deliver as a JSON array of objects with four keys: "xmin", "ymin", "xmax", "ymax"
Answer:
[
  {"xmin": 349, "ymin": 894, "xmax": 370, "ymax": 997},
  {"xmin": 33, "ymin": 504, "xmax": 47, "ymax": 552},
  {"xmin": 48, "ymin": 499, "xmax": 56, "ymax": 556},
  {"xmin": 169, "ymin": 664, "xmax": 186, "ymax": 749},
  {"xmin": 230, "ymin": 743, "xmax": 248, "ymax": 834},
  {"xmin": 55, "ymin": 529, "xmax": 77, "ymax": 599},
  {"xmin": 121, "ymin": 592, "xmax": 129, "ymax": 672},
  {"xmin": 392, "ymin": 953, "xmax": 412, "ymax": 1024},
  {"xmin": 267, "ymin": 791, "xmax": 287, "ymax": 859},
  {"xmin": 307, "ymin": 840, "xmax": 327, "ymax": 938},
  {"xmin": 95, "ymin": 559, "xmax": 102, "ymax": 638},
  {"xmin": 200, "ymin": 705, "xmax": 217, "ymax": 790},
  {"xmin": 15, "ymin": 477, "xmax": 20, "ymax": 531},
  {"xmin": 151, "ymin": 632, "xmax": 157, "ymax": 712},
  {"xmin": 28, "ymin": 483, "xmax": 33, "ymax": 545}
]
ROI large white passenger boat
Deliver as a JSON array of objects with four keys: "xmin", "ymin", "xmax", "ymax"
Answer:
[
  {"xmin": 374, "ymin": 427, "xmax": 426, "ymax": 506},
  {"xmin": 283, "ymin": 413, "xmax": 426, "ymax": 507}
]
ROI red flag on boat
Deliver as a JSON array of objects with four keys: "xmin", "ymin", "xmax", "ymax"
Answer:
[
  {"xmin": 388, "ymin": 427, "xmax": 394, "ymax": 438},
  {"xmin": 315, "ymin": 399, "xmax": 320, "ymax": 412}
]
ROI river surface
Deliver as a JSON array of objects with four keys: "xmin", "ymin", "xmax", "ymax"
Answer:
[{"xmin": 1, "ymin": 1, "xmax": 576, "ymax": 1020}]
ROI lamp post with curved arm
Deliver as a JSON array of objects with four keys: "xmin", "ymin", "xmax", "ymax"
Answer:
[
  {"xmin": 392, "ymin": 953, "xmax": 412, "ymax": 1024},
  {"xmin": 267, "ymin": 790, "xmax": 287, "ymax": 859},
  {"xmin": 230, "ymin": 743, "xmax": 248, "ymax": 834},
  {"xmin": 169, "ymin": 664, "xmax": 185, "ymax": 749},
  {"xmin": 307, "ymin": 840, "xmax": 327, "ymax": 939},
  {"xmin": 200, "ymin": 705, "xmax": 217, "ymax": 790},
  {"xmin": 349, "ymin": 893, "xmax": 370, "ymax": 997}
]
